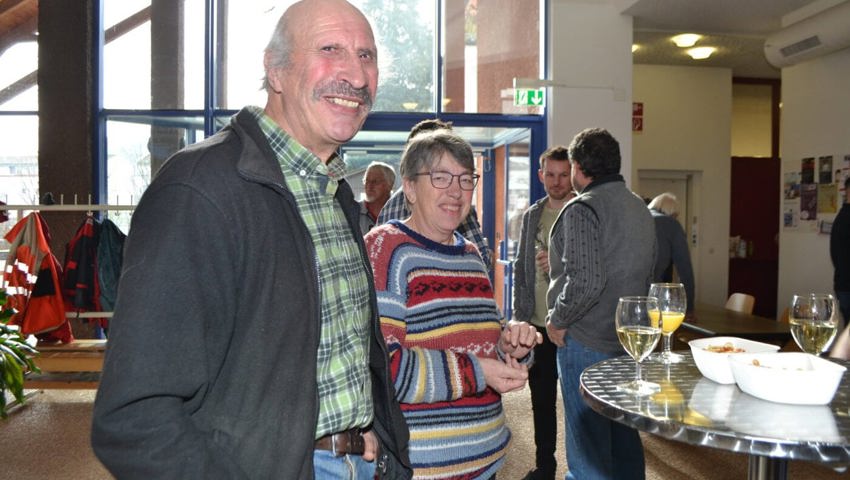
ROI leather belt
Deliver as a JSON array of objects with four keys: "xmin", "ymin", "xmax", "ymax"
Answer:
[{"xmin": 315, "ymin": 428, "xmax": 366, "ymax": 457}]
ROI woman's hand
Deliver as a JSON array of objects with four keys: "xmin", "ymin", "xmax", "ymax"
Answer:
[
  {"xmin": 479, "ymin": 357, "xmax": 528, "ymax": 393},
  {"xmin": 499, "ymin": 320, "xmax": 543, "ymax": 359}
]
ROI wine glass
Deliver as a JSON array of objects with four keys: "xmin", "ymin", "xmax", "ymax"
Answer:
[
  {"xmin": 648, "ymin": 283, "xmax": 687, "ymax": 364},
  {"xmin": 789, "ymin": 293, "xmax": 838, "ymax": 355},
  {"xmin": 615, "ymin": 296, "xmax": 663, "ymax": 395}
]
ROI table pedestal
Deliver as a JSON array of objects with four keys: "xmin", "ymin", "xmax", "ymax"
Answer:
[{"xmin": 748, "ymin": 456, "xmax": 787, "ymax": 480}]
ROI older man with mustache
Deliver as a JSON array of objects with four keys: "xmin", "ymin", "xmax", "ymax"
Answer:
[{"xmin": 91, "ymin": 1, "xmax": 411, "ymax": 479}]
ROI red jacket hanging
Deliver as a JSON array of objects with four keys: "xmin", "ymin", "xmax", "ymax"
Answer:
[
  {"xmin": 63, "ymin": 215, "xmax": 101, "ymax": 313},
  {"xmin": 2, "ymin": 212, "xmax": 74, "ymax": 342}
]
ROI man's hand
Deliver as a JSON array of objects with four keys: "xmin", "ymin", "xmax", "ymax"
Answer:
[
  {"xmin": 479, "ymin": 357, "xmax": 528, "ymax": 393},
  {"xmin": 500, "ymin": 320, "xmax": 543, "ymax": 359},
  {"xmin": 546, "ymin": 320, "xmax": 566, "ymax": 347},
  {"xmin": 362, "ymin": 430, "xmax": 379, "ymax": 461},
  {"xmin": 535, "ymin": 249, "xmax": 550, "ymax": 275}
]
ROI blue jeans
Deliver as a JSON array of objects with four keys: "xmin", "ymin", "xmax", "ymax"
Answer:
[
  {"xmin": 557, "ymin": 336, "xmax": 646, "ymax": 480},
  {"xmin": 313, "ymin": 450, "xmax": 377, "ymax": 479}
]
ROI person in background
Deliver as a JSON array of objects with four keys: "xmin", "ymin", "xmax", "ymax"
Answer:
[
  {"xmin": 365, "ymin": 128, "xmax": 541, "ymax": 479},
  {"xmin": 91, "ymin": 1, "xmax": 411, "ymax": 478},
  {"xmin": 547, "ymin": 128, "xmax": 656, "ymax": 480},
  {"xmin": 512, "ymin": 145, "xmax": 575, "ymax": 480},
  {"xmin": 360, "ymin": 161, "xmax": 396, "ymax": 233},
  {"xmin": 829, "ymin": 177, "xmax": 850, "ymax": 359},
  {"xmin": 648, "ymin": 192, "xmax": 695, "ymax": 315},
  {"xmin": 378, "ymin": 119, "xmax": 493, "ymax": 271}
]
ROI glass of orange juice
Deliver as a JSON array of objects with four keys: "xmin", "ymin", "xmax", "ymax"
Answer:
[{"xmin": 648, "ymin": 283, "xmax": 687, "ymax": 364}]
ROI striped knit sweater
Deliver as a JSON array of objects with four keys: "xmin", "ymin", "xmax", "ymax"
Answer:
[{"xmin": 364, "ymin": 220, "xmax": 509, "ymax": 480}]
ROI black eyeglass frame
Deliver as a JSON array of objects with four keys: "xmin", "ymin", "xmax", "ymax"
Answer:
[{"xmin": 412, "ymin": 171, "xmax": 480, "ymax": 191}]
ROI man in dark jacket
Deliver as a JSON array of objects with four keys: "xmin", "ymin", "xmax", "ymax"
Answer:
[
  {"xmin": 90, "ymin": 1, "xmax": 411, "ymax": 478},
  {"xmin": 832, "ymin": 176, "xmax": 850, "ymax": 328}
]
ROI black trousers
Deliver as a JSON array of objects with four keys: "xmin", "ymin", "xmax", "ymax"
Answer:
[{"xmin": 528, "ymin": 324, "xmax": 559, "ymax": 475}]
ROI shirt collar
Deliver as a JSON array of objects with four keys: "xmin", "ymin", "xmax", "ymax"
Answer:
[{"xmin": 249, "ymin": 106, "xmax": 344, "ymax": 196}]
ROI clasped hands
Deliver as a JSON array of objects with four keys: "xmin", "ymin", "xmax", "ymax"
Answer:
[{"xmin": 481, "ymin": 320, "xmax": 543, "ymax": 394}]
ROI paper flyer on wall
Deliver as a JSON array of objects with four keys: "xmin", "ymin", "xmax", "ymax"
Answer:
[
  {"xmin": 799, "ymin": 183, "xmax": 818, "ymax": 231},
  {"xmin": 842, "ymin": 155, "xmax": 850, "ymax": 191},
  {"xmin": 819, "ymin": 155, "xmax": 834, "ymax": 184},
  {"xmin": 783, "ymin": 171, "xmax": 800, "ymax": 230},
  {"xmin": 818, "ymin": 183, "xmax": 838, "ymax": 214},
  {"xmin": 801, "ymin": 157, "xmax": 815, "ymax": 184}
]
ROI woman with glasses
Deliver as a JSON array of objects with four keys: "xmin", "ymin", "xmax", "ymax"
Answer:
[{"xmin": 364, "ymin": 129, "xmax": 541, "ymax": 479}]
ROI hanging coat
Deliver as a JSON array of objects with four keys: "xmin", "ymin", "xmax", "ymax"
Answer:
[
  {"xmin": 62, "ymin": 215, "xmax": 101, "ymax": 313},
  {"xmin": 96, "ymin": 218, "xmax": 126, "ymax": 313},
  {"xmin": 2, "ymin": 212, "xmax": 74, "ymax": 342}
]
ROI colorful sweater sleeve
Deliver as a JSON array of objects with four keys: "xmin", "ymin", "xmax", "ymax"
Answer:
[{"xmin": 376, "ymin": 287, "xmax": 488, "ymax": 404}]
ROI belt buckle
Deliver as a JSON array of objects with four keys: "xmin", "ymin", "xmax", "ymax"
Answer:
[{"xmin": 332, "ymin": 429, "xmax": 365, "ymax": 457}]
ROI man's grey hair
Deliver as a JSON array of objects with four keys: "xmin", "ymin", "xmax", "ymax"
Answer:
[
  {"xmin": 365, "ymin": 161, "xmax": 396, "ymax": 187},
  {"xmin": 648, "ymin": 192, "xmax": 679, "ymax": 217},
  {"xmin": 261, "ymin": 11, "xmax": 294, "ymax": 92}
]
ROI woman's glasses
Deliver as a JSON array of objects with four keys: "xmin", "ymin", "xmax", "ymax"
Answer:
[{"xmin": 413, "ymin": 171, "xmax": 480, "ymax": 191}]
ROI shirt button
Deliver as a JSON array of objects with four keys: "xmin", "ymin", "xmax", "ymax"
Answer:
[{"xmin": 299, "ymin": 169, "xmax": 307, "ymax": 176}]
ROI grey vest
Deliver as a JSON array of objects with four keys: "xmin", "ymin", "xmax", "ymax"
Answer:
[{"xmin": 548, "ymin": 177, "xmax": 656, "ymax": 353}]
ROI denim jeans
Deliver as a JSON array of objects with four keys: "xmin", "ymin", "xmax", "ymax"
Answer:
[
  {"xmin": 313, "ymin": 450, "xmax": 377, "ymax": 479},
  {"xmin": 557, "ymin": 336, "xmax": 646, "ymax": 480}
]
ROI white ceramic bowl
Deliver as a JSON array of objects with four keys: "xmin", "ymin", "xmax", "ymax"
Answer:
[
  {"xmin": 728, "ymin": 352, "xmax": 846, "ymax": 405},
  {"xmin": 689, "ymin": 336, "xmax": 780, "ymax": 384}
]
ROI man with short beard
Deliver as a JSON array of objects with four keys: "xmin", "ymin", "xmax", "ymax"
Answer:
[{"xmin": 512, "ymin": 145, "xmax": 574, "ymax": 480}]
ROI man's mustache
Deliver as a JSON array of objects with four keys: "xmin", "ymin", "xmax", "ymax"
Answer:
[{"xmin": 314, "ymin": 81, "xmax": 373, "ymax": 108}]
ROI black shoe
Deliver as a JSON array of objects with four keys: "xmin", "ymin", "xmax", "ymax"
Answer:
[{"xmin": 522, "ymin": 468, "xmax": 555, "ymax": 480}]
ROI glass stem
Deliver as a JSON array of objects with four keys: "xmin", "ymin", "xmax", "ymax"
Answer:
[
  {"xmin": 635, "ymin": 359, "xmax": 642, "ymax": 384},
  {"xmin": 662, "ymin": 332, "xmax": 672, "ymax": 354}
]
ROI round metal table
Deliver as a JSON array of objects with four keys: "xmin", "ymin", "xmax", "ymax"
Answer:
[{"xmin": 579, "ymin": 353, "xmax": 850, "ymax": 480}]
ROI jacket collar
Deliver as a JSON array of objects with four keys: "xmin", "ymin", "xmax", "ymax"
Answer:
[
  {"xmin": 580, "ymin": 174, "xmax": 624, "ymax": 194},
  {"xmin": 230, "ymin": 107, "xmax": 289, "ymax": 188}
]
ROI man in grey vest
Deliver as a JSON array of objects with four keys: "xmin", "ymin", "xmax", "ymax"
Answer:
[{"xmin": 546, "ymin": 127, "xmax": 656, "ymax": 480}]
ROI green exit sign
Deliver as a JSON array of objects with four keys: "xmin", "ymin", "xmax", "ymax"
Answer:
[{"xmin": 514, "ymin": 88, "xmax": 545, "ymax": 107}]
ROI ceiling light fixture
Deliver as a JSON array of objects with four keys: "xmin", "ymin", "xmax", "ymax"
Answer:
[
  {"xmin": 672, "ymin": 33, "xmax": 701, "ymax": 48},
  {"xmin": 686, "ymin": 46, "xmax": 716, "ymax": 60},
  {"xmin": 632, "ymin": 44, "xmax": 639, "ymax": 53}
]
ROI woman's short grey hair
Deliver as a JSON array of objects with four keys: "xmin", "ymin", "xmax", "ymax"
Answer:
[
  {"xmin": 400, "ymin": 129, "xmax": 475, "ymax": 180},
  {"xmin": 648, "ymin": 192, "xmax": 679, "ymax": 217}
]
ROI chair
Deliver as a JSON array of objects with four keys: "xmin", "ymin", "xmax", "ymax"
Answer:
[{"xmin": 725, "ymin": 293, "xmax": 755, "ymax": 315}]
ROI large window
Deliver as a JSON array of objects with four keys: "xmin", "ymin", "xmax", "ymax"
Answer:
[
  {"xmin": 95, "ymin": 0, "xmax": 543, "ymax": 207},
  {"xmin": 0, "ymin": 23, "xmax": 39, "ymax": 243}
]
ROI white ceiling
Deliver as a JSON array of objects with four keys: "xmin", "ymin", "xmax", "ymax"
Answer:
[{"xmin": 620, "ymin": 0, "xmax": 838, "ymax": 78}]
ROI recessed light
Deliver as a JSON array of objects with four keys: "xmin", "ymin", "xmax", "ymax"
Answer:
[
  {"xmin": 672, "ymin": 33, "xmax": 701, "ymax": 48},
  {"xmin": 686, "ymin": 46, "xmax": 716, "ymax": 60},
  {"xmin": 632, "ymin": 44, "xmax": 640, "ymax": 53}
]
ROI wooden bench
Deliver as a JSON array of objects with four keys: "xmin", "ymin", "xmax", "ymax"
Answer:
[{"xmin": 24, "ymin": 339, "xmax": 106, "ymax": 389}]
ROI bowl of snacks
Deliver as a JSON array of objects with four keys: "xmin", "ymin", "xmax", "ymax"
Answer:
[
  {"xmin": 728, "ymin": 352, "xmax": 846, "ymax": 405},
  {"xmin": 689, "ymin": 336, "xmax": 780, "ymax": 384}
]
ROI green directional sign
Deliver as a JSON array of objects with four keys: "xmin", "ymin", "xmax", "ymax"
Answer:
[{"xmin": 514, "ymin": 88, "xmax": 545, "ymax": 107}]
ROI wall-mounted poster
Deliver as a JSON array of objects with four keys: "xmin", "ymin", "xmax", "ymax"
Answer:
[
  {"xmin": 819, "ymin": 155, "xmax": 833, "ymax": 184},
  {"xmin": 842, "ymin": 155, "xmax": 850, "ymax": 189},
  {"xmin": 783, "ymin": 206, "xmax": 799, "ymax": 228},
  {"xmin": 801, "ymin": 157, "xmax": 815, "ymax": 184},
  {"xmin": 784, "ymin": 171, "xmax": 800, "ymax": 200},
  {"xmin": 818, "ymin": 183, "xmax": 838, "ymax": 214},
  {"xmin": 800, "ymin": 183, "xmax": 818, "ymax": 221}
]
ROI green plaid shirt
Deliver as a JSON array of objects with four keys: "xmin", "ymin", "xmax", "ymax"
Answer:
[{"xmin": 251, "ymin": 107, "xmax": 373, "ymax": 438}]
